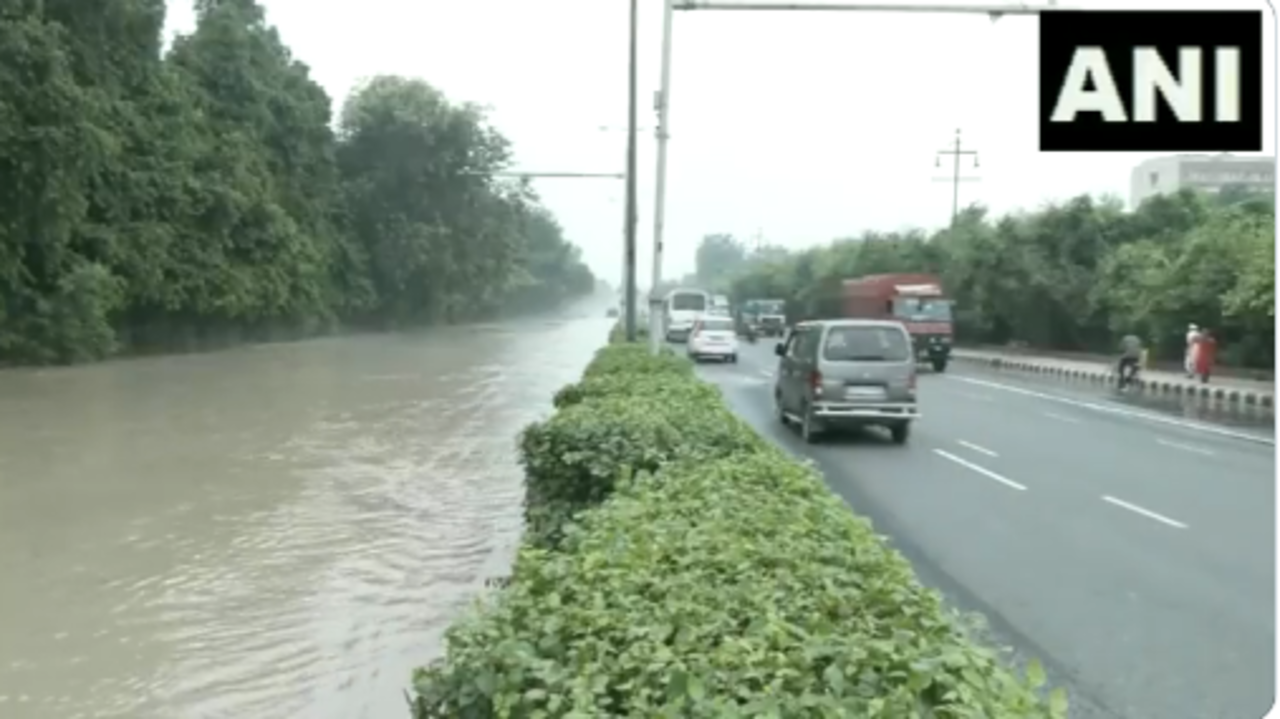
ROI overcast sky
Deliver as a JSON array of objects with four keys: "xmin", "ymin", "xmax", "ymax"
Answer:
[{"xmin": 166, "ymin": 0, "xmax": 1275, "ymax": 284}]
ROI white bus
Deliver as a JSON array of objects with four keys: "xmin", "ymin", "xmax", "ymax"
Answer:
[{"xmin": 663, "ymin": 288, "xmax": 711, "ymax": 341}]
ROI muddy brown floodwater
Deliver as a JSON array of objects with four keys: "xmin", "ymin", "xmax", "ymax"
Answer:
[{"xmin": 0, "ymin": 307, "xmax": 614, "ymax": 719}]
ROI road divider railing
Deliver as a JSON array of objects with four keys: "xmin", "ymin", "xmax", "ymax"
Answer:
[
  {"xmin": 409, "ymin": 334, "xmax": 1067, "ymax": 717},
  {"xmin": 952, "ymin": 348, "xmax": 1274, "ymax": 408}
]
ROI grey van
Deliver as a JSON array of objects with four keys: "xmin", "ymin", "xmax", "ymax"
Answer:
[{"xmin": 773, "ymin": 319, "xmax": 920, "ymax": 444}]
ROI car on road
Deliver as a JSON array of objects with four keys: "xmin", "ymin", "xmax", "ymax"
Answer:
[
  {"xmin": 773, "ymin": 318, "xmax": 919, "ymax": 444},
  {"xmin": 687, "ymin": 316, "xmax": 739, "ymax": 363}
]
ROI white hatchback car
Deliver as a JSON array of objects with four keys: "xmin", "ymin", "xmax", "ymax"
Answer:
[{"xmin": 686, "ymin": 316, "xmax": 739, "ymax": 363}]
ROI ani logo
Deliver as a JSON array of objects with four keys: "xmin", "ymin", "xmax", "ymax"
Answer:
[{"xmin": 1038, "ymin": 10, "xmax": 1262, "ymax": 152}]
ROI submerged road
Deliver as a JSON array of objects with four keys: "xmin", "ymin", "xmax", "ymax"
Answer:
[
  {"xmin": 0, "ymin": 307, "xmax": 614, "ymax": 719},
  {"xmin": 693, "ymin": 340, "xmax": 1275, "ymax": 719}
]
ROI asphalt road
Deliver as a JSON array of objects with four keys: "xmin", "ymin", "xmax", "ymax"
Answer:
[{"xmin": 689, "ymin": 340, "xmax": 1275, "ymax": 719}]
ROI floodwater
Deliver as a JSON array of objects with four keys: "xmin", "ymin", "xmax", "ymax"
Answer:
[{"xmin": 0, "ymin": 306, "xmax": 613, "ymax": 719}]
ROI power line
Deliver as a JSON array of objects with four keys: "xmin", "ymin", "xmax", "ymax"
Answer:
[{"xmin": 932, "ymin": 128, "xmax": 979, "ymax": 233}]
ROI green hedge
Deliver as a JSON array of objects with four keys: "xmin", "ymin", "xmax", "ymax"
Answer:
[
  {"xmin": 607, "ymin": 320, "xmax": 651, "ymax": 345},
  {"xmin": 411, "ymin": 339, "xmax": 1067, "ymax": 718}
]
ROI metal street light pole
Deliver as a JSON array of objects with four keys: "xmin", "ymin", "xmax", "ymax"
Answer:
[
  {"xmin": 624, "ymin": 0, "xmax": 641, "ymax": 341},
  {"xmin": 594, "ymin": 127, "xmax": 648, "ymax": 294},
  {"xmin": 648, "ymin": 0, "xmax": 677, "ymax": 354}
]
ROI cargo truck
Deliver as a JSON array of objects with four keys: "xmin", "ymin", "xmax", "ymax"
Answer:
[{"xmin": 840, "ymin": 273, "xmax": 954, "ymax": 372}]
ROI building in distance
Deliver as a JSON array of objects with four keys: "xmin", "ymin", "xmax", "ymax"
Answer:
[{"xmin": 1130, "ymin": 153, "xmax": 1274, "ymax": 209}]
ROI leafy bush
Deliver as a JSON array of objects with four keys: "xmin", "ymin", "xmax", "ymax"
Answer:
[
  {"xmin": 552, "ymin": 370, "xmax": 722, "ymax": 409},
  {"xmin": 414, "ymin": 451, "xmax": 1066, "ymax": 717},
  {"xmin": 551, "ymin": 344, "xmax": 714, "ymax": 409},
  {"xmin": 412, "ymin": 340, "xmax": 1066, "ymax": 718},
  {"xmin": 607, "ymin": 320, "xmax": 651, "ymax": 345},
  {"xmin": 582, "ymin": 341, "xmax": 686, "ymax": 379},
  {"xmin": 519, "ymin": 387, "xmax": 761, "ymax": 551}
]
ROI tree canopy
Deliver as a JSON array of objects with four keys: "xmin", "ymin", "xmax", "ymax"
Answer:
[
  {"xmin": 0, "ymin": 0, "xmax": 595, "ymax": 365},
  {"xmin": 712, "ymin": 189, "xmax": 1274, "ymax": 368}
]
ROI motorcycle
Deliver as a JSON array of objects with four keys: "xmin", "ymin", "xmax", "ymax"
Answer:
[{"xmin": 1116, "ymin": 358, "xmax": 1141, "ymax": 390}]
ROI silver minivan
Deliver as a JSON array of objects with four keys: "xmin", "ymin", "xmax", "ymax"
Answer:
[{"xmin": 773, "ymin": 319, "xmax": 921, "ymax": 444}]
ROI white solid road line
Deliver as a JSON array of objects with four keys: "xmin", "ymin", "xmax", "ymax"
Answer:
[
  {"xmin": 951, "ymin": 375, "xmax": 1275, "ymax": 446},
  {"xmin": 759, "ymin": 369, "xmax": 774, "ymax": 378},
  {"xmin": 1155, "ymin": 437, "xmax": 1216, "ymax": 456},
  {"xmin": 1044, "ymin": 411, "xmax": 1081, "ymax": 424},
  {"xmin": 1101, "ymin": 495, "xmax": 1189, "ymax": 529},
  {"xmin": 933, "ymin": 449, "xmax": 1027, "ymax": 491},
  {"xmin": 957, "ymin": 439, "xmax": 999, "ymax": 457}
]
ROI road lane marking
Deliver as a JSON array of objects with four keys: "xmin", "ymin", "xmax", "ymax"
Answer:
[
  {"xmin": 956, "ymin": 439, "xmax": 998, "ymax": 457},
  {"xmin": 1155, "ymin": 437, "xmax": 1216, "ymax": 456},
  {"xmin": 1043, "ymin": 411, "xmax": 1080, "ymax": 424},
  {"xmin": 950, "ymin": 375, "xmax": 1274, "ymax": 446},
  {"xmin": 1101, "ymin": 495, "xmax": 1188, "ymax": 529},
  {"xmin": 759, "ymin": 369, "xmax": 774, "ymax": 378},
  {"xmin": 933, "ymin": 449, "xmax": 1027, "ymax": 491}
]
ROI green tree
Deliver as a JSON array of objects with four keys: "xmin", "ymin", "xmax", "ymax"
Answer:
[
  {"xmin": 727, "ymin": 190, "xmax": 1274, "ymax": 368},
  {"xmin": 0, "ymin": 0, "xmax": 595, "ymax": 366},
  {"xmin": 694, "ymin": 233, "xmax": 746, "ymax": 290}
]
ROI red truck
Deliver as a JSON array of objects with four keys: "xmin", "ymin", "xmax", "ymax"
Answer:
[{"xmin": 841, "ymin": 273, "xmax": 954, "ymax": 372}]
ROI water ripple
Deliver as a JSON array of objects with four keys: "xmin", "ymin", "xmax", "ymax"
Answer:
[{"xmin": 0, "ymin": 309, "xmax": 614, "ymax": 719}]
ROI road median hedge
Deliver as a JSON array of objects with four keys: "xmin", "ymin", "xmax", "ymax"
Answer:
[{"xmin": 411, "ymin": 337, "xmax": 1067, "ymax": 718}]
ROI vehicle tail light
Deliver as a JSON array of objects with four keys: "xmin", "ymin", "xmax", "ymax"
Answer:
[{"xmin": 810, "ymin": 370, "xmax": 823, "ymax": 396}]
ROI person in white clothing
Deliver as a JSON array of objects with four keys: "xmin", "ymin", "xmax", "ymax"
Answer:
[{"xmin": 1184, "ymin": 323, "xmax": 1201, "ymax": 377}]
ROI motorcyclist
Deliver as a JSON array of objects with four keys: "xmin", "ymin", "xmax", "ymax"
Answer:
[{"xmin": 1117, "ymin": 333, "xmax": 1143, "ymax": 389}]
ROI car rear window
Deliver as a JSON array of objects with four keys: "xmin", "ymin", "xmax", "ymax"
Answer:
[
  {"xmin": 699, "ymin": 318, "xmax": 735, "ymax": 332},
  {"xmin": 822, "ymin": 326, "xmax": 910, "ymax": 362}
]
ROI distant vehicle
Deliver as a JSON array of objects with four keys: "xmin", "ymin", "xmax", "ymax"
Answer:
[
  {"xmin": 773, "ymin": 318, "xmax": 919, "ymax": 444},
  {"xmin": 687, "ymin": 315, "xmax": 738, "ymax": 363},
  {"xmin": 663, "ymin": 288, "xmax": 711, "ymax": 342},
  {"xmin": 841, "ymin": 273, "xmax": 954, "ymax": 372},
  {"xmin": 741, "ymin": 298, "xmax": 787, "ymax": 337},
  {"xmin": 711, "ymin": 294, "xmax": 730, "ymax": 310}
]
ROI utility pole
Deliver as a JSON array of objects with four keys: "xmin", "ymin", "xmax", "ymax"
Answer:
[
  {"xmin": 933, "ymin": 128, "xmax": 979, "ymax": 233},
  {"xmin": 624, "ymin": 0, "xmax": 641, "ymax": 341},
  {"xmin": 647, "ymin": 0, "xmax": 677, "ymax": 354}
]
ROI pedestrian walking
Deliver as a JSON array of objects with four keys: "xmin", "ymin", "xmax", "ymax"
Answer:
[
  {"xmin": 1193, "ymin": 327, "xmax": 1217, "ymax": 384},
  {"xmin": 1184, "ymin": 323, "xmax": 1202, "ymax": 377}
]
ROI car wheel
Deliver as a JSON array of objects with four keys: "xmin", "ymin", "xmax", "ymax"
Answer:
[
  {"xmin": 729, "ymin": 354, "xmax": 738, "ymax": 363},
  {"xmin": 801, "ymin": 406, "xmax": 822, "ymax": 444},
  {"xmin": 889, "ymin": 422, "xmax": 911, "ymax": 445}
]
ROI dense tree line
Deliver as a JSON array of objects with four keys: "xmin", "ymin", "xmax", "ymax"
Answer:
[
  {"xmin": 0, "ymin": 0, "xmax": 594, "ymax": 365},
  {"xmin": 699, "ymin": 189, "xmax": 1274, "ymax": 368}
]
